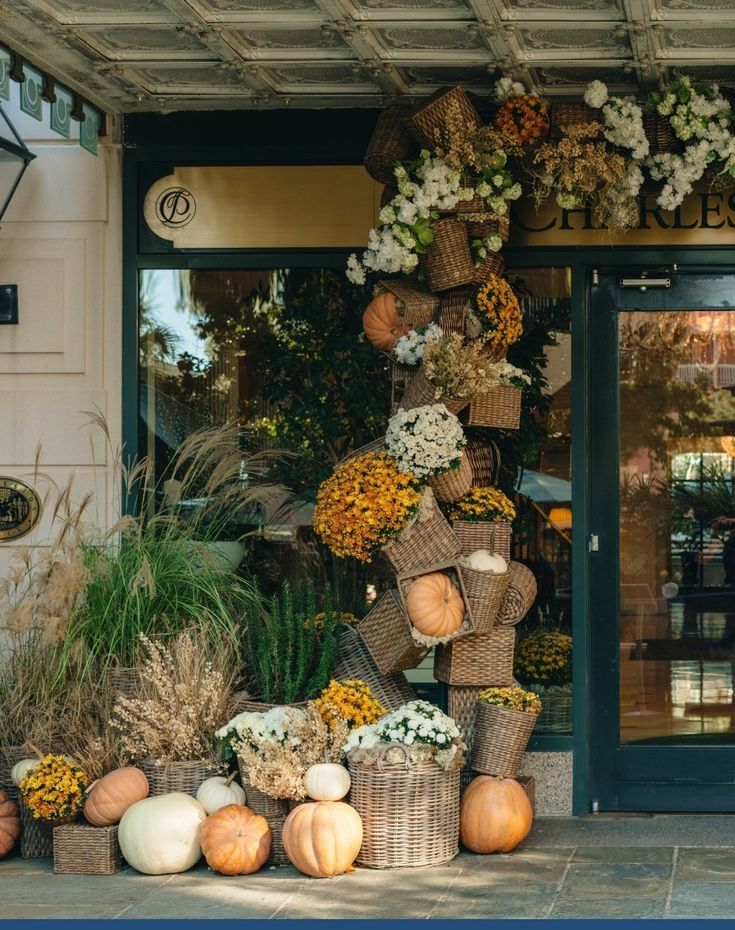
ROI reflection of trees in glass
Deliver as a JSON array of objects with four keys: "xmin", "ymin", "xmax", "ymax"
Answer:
[
  {"xmin": 671, "ymin": 463, "xmax": 735, "ymax": 545},
  {"xmin": 139, "ymin": 275, "xmax": 179, "ymax": 365}
]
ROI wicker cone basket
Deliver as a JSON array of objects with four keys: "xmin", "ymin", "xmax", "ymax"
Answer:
[
  {"xmin": 434, "ymin": 625, "xmax": 516, "ymax": 686},
  {"xmin": 378, "ymin": 278, "xmax": 439, "ymax": 329},
  {"xmin": 411, "ymin": 86, "xmax": 483, "ymax": 151},
  {"xmin": 333, "ymin": 627, "xmax": 417, "ymax": 711},
  {"xmin": 20, "ymin": 803, "xmax": 53, "ymax": 859},
  {"xmin": 643, "ymin": 113, "xmax": 684, "ymax": 155},
  {"xmin": 429, "ymin": 453, "xmax": 473, "ymax": 503},
  {"xmin": 470, "ymin": 702, "xmax": 538, "ymax": 778},
  {"xmin": 381, "ymin": 488, "xmax": 461, "ymax": 574},
  {"xmin": 437, "ymin": 286, "xmax": 472, "ymax": 335},
  {"xmin": 452, "ymin": 521, "xmax": 512, "ymax": 561},
  {"xmin": 461, "ymin": 564, "xmax": 512, "ymax": 634},
  {"xmin": 399, "ymin": 367, "xmax": 469, "ymax": 416},
  {"xmin": 53, "ymin": 823, "xmax": 122, "ymax": 875},
  {"xmin": 497, "ymin": 562, "xmax": 538, "ymax": 626},
  {"xmin": 421, "ymin": 218, "xmax": 475, "ymax": 293},
  {"xmin": 139, "ymin": 758, "xmax": 220, "ymax": 797},
  {"xmin": 347, "ymin": 744, "xmax": 460, "ymax": 868},
  {"xmin": 364, "ymin": 105, "xmax": 418, "ymax": 185},
  {"xmin": 467, "ymin": 384, "xmax": 522, "ymax": 429},
  {"xmin": 549, "ymin": 101, "xmax": 598, "ymax": 140},
  {"xmin": 357, "ymin": 590, "xmax": 426, "ymax": 675},
  {"xmin": 237, "ymin": 766, "xmax": 291, "ymax": 866}
]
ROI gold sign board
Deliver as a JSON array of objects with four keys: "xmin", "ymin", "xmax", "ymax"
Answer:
[
  {"xmin": 0, "ymin": 476, "xmax": 41, "ymax": 542},
  {"xmin": 143, "ymin": 166, "xmax": 735, "ymax": 249}
]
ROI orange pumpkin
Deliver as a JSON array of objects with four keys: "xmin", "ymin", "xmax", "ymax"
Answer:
[
  {"xmin": 460, "ymin": 775, "xmax": 533, "ymax": 854},
  {"xmin": 200, "ymin": 804, "xmax": 271, "ymax": 876},
  {"xmin": 84, "ymin": 766, "xmax": 149, "ymax": 827},
  {"xmin": 362, "ymin": 292, "xmax": 409, "ymax": 351},
  {"xmin": 406, "ymin": 571, "xmax": 464, "ymax": 638},
  {"xmin": 282, "ymin": 801, "xmax": 363, "ymax": 878},
  {"xmin": 0, "ymin": 790, "xmax": 20, "ymax": 859}
]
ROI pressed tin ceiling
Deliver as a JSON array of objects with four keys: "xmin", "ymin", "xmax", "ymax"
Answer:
[{"xmin": 2, "ymin": 0, "xmax": 735, "ymax": 112}]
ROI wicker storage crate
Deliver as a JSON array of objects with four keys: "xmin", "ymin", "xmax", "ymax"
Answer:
[
  {"xmin": 529, "ymin": 684, "xmax": 573, "ymax": 733},
  {"xmin": 411, "ymin": 86, "xmax": 482, "ymax": 151},
  {"xmin": 437, "ymin": 285, "xmax": 472, "ymax": 335},
  {"xmin": 453, "ymin": 520, "xmax": 512, "ymax": 562},
  {"xmin": 397, "ymin": 561, "xmax": 475, "ymax": 647},
  {"xmin": 334, "ymin": 627, "xmax": 416, "ymax": 711},
  {"xmin": 498, "ymin": 562, "xmax": 538, "ymax": 626},
  {"xmin": 381, "ymin": 488, "xmax": 461, "ymax": 574},
  {"xmin": 364, "ymin": 105, "xmax": 418, "ymax": 186},
  {"xmin": 473, "ymin": 251, "xmax": 506, "ymax": 286},
  {"xmin": 377, "ymin": 278, "xmax": 439, "ymax": 330},
  {"xmin": 470, "ymin": 702, "xmax": 538, "ymax": 778},
  {"xmin": 53, "ymin": 823, "xmax": 122, "ymax": 875},
  {"xmin": 434, "ymin": 625, "xmax": 516, "ymax": 686},
  {"xmin": 429, "ymin": 453, "xmax": 473, "ymax": 503},
  {"xmin": 421, "ymin": 217, "xmax": 475, "ymax": 293},
  {"xmin": 467, "ymin": 384, "xmax": 522, "ymax": 429},
  {"xmin": 399, "ymin": 367, "xmax": 469, "ymax": 416},
  {"xmin": 20, "ymin": 803, "xmax": 53, "ymax": 859},
  {"xmin": 461, "ymin": 562, "xmax": 512, "ymax": 634},
  {"xmin": 549, "ymin": 101, "xmax": 598, "ymax": 140},
  {"xmin": 140, "ymin": 758, "xmax": 220, "ymax": 797},
  {"xmin": 357, "ymin": 589, "xmax": 426, "ymax": 675},
  {"xmin": 237, "ymin": 767, "xmax": 291, "ymax": 866},
  {"xmin": 347, "ymin": 747, "xmax": 460, "ymax": 868},
  {"xmin": 643, "ymin": 113, "xmax": 684, "ymax": 155}
]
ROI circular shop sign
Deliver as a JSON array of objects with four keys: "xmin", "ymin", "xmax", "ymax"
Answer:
[
  {"xmin": 0, "ymin": 477, "xmax": 41, "ymax": 542},
  {"xmin": 155, "ymin": 187, "xmax": 196, "ymax": 228}
]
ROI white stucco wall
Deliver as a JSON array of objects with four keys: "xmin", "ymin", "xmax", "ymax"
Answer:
[{"xmin": 0, "ymin": 94, "xmax": 121, "ymax": 568}]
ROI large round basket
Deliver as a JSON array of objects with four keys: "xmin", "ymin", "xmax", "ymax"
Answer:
[
  {"xmin": 381, "ymin": 488, "xmax": 461, "ymax": 575},
  {"xmin": 139, "ymin": 758, "xmax": 220, "ymax": 797},
  {"xmin": 364, "ymin": 105, "xmax": 418, "ymax": 185},
  {"xmin": 470, "ymin": 702, "xmax": 538, "ymax": 778},
  {"xmin": 461, "ymin": 564, "xmax": 511, "ymax": 634},
  {"xmin": 399, "ymin": 367, "xmax": 469, "ymax": 416},
  {"xmin": 452, "ymin": 520, "xmax": 512, "ymax": 561},
  {"xmin": 237, "ymin": 766, "xmax": 291, "ymax": 866},
  {"xmin": 497, "ymin": 562, "xmax": 538, "ymax": 625},
  {"xmin": 467, "ymin": 384, "xmax": 522, "ymax": 429},
  {"xmin": 429, "ymin": 453, "xmax": 473, "ymax": 503},
  {"xmin": 347, "ymin": 747, "xmax": 460, "ymax": 868},
  {"xmin": 421, "ymin": 217, "xmax": 475, "ymax": 293},
  {"xmin": 333, "ymin": 627, "xmax": 416, "ymax": 711}
]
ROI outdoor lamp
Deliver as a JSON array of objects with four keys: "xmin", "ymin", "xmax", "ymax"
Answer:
[
  {"xmin": 548, "ymin": 506, "xmax": 572, "ymax": 530},
  {"xmin": 0, "ymin": 103, "xmax": 36, "ymax": 225}
]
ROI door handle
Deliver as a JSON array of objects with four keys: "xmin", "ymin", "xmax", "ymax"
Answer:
[{"xmin": 588, "ymin": 534, "xmax": 600, "ymax": 552}]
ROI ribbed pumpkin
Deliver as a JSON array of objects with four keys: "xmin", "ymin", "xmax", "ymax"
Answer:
[
  {"xmin": 196, "ymin": 773, "xmax": 246, "ymax": 815},
  {"xmin": 304, "ymin": 764, "xmax": 350, "ymax": 802},
  {"xmin": 406, "ymin": 571, "xmax": 464, "ymax": 638},
  {"xmin": 84, "ymin": 766, "xmax": 149, "ymax": 827},
  {"xmin": 0, "ymin": 790, "xmax": 20, "ymax": 859},
  {"xmin": 200, "ymin": 804, "xmax": 271, "ymax": 876},
  {"xmin": 460, "ymin": 775, "xmax": 533, "ymax": 854},
  {"xmin": 362, "ymin": 292, "xmax": 409, "ymax": 351},
  {"xmin": 282, "ymin": 801, "xmax": 363, "ymax": 878}
]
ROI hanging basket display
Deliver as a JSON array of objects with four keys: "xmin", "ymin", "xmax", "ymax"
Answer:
[
  {"xmin": 364, "ymin": 104, "xmax": 419, "ymax": 185},
  {"xmin": 356, "ymin": 589, "xmax": 427, "ymax": 675},
  {"xmin": 434, "ymin": 626, "xmax": 516, "ymax": 686},
  {"xmin": 410, "ymin": 86, "xmax": 483, "ymax": 151},
  {"xmin": 429, "ymin": 452, "xmax": 473, "ymax": 503},
  {"xmin": 470, "ymin": 702, "xmax": 538, "ymax": 778},
  {"xmin": 467, "ymin": 384, "xmax": 522, "ymax": 429},
  {"xmin": 452, "ymin": 520, "xmax": 512, "ymax": 561},
  {"xmin": 421, "ymin": 217, "xmax": 475, "ymax": 293},
  {"xmin": 333, "ymin": 627, "xmax": 417, "ymax": 712},
  {"xmin": 380, "ymin": 489, "xmax": 461, "ymax": 574}
]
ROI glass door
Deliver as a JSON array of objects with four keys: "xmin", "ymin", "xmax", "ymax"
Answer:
[{"xmin": 589, "ymin": 269, "xmax": 735, "ymax": 811}]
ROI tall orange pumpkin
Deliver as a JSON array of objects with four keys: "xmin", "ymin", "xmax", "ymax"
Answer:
[
  {"xmin": 406, "ymin": 571, "xmax": 464, "ymax": 638},
  {"xmin": 0, "ymin": 790, "xmax": 20, "ymax": 859},
  {"xmin": 84, "ymin": 766, "xmax": 149, "ymax": 827},
  {"xmin": 460, "ymin": 775, "xmax": 533, "ymax": 854},
  {"xmin": 200, "ymin": 804, "xmax": 271, "ymax": 876},
  {"xmin": 282, "ymin": 801, "xmax": 363, "ymax": 878},
  {"xmin": 362, "ymin": 292, "xmax": 409, "ymax": 351}
]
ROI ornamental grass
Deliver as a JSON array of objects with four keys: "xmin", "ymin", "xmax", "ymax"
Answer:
[
  {"xmin": 446, "ymin": 486, "xmax": 517, "ymax": 523},
  {"xmin": 478, "ymin": 686, "xmax": 542, "ymax": 715},
  {"xmin": 474, "ymin": 275, "xmax": 523, "ymax": 355}
]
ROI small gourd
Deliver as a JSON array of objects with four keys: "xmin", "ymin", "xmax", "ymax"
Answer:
[
  {"xmin": 283, "ymin": 801, "xmax": 363, "ymax": 878},
  {"xmin": 362, "ymin": 292, "xmax": 409, "ymax": 351},
  {"xmin": 196, "ymin": 772, "xmax": 246, "ymax": 815},
  {"xmin": 466, "ymin": 549, "xmax": 508, "ymax": 574},
  {"xmin": 406, "ymin": 571, "xmax": 464, "ymax": 638},
  {"xmin": 200, "ymin": 804, "xmax": 271, "ymax": 876},
  {"xmin": 84, "ymin": 766, "xmax": 149, "ymax": 827},
  {"xmin": 11, "ymin": 759, "xmax": 38, "ymax": 787},
  {"xmin": 460, "ymin": 775, "xmax": 533, "ymax": 854},
  {"xmin": 304, "ymin": 764, "xmax": 351, "ymax": 802},
  {"xmin": 0, "ymin": 790, "xmax": 20, "ymax": 859},
  {"xmin": 118, "ymin": 792, "xmax": 206, "ymax": 875}
]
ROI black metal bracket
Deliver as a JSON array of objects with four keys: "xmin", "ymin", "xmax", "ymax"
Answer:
[{"xmin": 0, "ymin": 285, "xmax": 18, "ymax": 324}]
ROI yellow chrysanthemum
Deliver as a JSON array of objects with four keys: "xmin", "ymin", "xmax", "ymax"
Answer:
[
  {"xmin": 474, "ymin": 274, "xmax": 523, "ymax": 353},
  {"xmin": 478, "ymin": 686, "xmax": 542, "ymax": 715},
  {"xmin": 314, "ymin": 679, "xmax": 386, "ymax": 730},
  {"xmin": 20, "ymin": 754, "xmax": 89, "ymax": 823},
  {"xmin": 447, "ymin": 485, "xmax": 516, "ymax": 523}
]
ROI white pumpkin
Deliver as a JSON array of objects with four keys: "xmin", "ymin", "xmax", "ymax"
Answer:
[
  {"xmin": 118, "ymin": 792, "xmax": 206, "ymax": 875},
  {"xmin": 304, "ymin": 764, "xmax": 351, "ymax": 802},
  {"xmin": 11, "ymin": 759, "xmax": 38, "ymax": 787},
  {"xmin": 466, "ymin": 549, "xmax": 508, "ymax": 574},
  {"xmin": 196, "ymin": 773, "xmax": 246, "ymax": 814}
]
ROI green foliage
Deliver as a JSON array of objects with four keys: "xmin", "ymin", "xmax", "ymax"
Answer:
[{"xmin": 245, "ymin": 581, "xmax": 340, "ymax": 704}]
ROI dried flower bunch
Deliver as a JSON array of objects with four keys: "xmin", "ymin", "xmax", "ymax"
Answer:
[
  {"xmin": 495, "ymin": 94, "xmax": 549, "ymax": 148},
  {"xmin": 514, "ymin": 631, "xmax": 573, "ymax": 686},
  {"xmin": 474, "ymin": 275, "xmax": 523, "ymax": 355},
  {"xmin": 314, "ymin": 451, "xmax": 422, "ymax": 561},
  {"xmin": 385, "ymin": 404, "xmax": 466, "ymax": 479},
  {"xmin": 422, "ymin": 332, "xmax": 503, "ymax": 400},
  {"xmin": 447, "ymin": 486, "xmax": 517, "ymax": 523},
  {"xmin": 111, "ymin": 631, "xmax": 233, "ymax": 765},
  {"xmin": 314, "ymin": 679, "xmax": 386, "ymax": 731},
  {"xmin": 20, "ymin": 754, "xmax": 89, "ymax": 823},
  {"xmin": 478, "ymin": 686, "xmax": 542, "ymax": 715}
]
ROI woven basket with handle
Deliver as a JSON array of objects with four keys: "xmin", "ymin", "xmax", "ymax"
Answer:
[
  {"xmin": 53, "ymin": 823, "xmax": 122, "ymax": 875},
  {"xmin": 452, "ymin": 520, "xmax": 512, "ymax": 561},
  {"xmin": 429, "ymin": 452, "xmax": 473, "ymax": 503},
  {"xmin": 434, "ymin": 625, "xmax": 516, "ymax": 686},
  {"xmin": 347, "ymin": 744, "xmax": 460, "ymax": 868},
  {"xmin": 364, "ymin": 105, "xmax": 418, "ymax": 185},
  {"xmin": 470, "ymin": 702, "xmax": 538, "ymax": 777},
  {"xmin": 381, "ymin": 488, "xmax": 461, "ymax": 574},
  {"xmin": 333, "ymin": 627, "xmax": 416, "ymax": 711},
  {"xmin": 497, "ymin": 562, "xmax": 538, "ymax": 625},
  {"xmin": 357, "ymin": 589, "xmax": 426, "ymax": 675},
  {"xmin": 421, "ymin": 217, "xmax": 475, "ymax": 293},
  {"xmin": 468, "ymin": 384, "xmax": 522, "ymax": 429}
]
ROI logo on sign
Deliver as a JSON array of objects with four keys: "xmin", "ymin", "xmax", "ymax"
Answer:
[
  {"xmin": 0, "ymin": 477, "xmax": 41, "ymax": 542},
  {"xmin": 155, "ymin": 187, "xmax": 196, "ymax": 228}
]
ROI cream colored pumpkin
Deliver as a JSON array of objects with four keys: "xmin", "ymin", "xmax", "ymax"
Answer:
[
  {"xmin": 406, "ymin": 571, "xmax": 464, "ymax": 638},
  {"xmin": 118, "ymin": 792, "xmax": 206, "ymax": 875},
  {"xmin": 196, "ymin": 773, "xmax": 246, "ymax": 815},
  {"xmin": 466, "ymin": 550, "xmax": 508, "ymax": 574},
  {"xmin": 10, "ymin": 760, "xmax": 38, "ymax": 787},
  {"xmin": 304, "ymin": 764, "xmax": 351, "ymax": 802},
  {"xmin": 460, "ymin": 775, "xmax": 533, "ymax": 854},
  {"xmin": 283, "ymin": 801, "xmax": 363, "ymax": 878}
]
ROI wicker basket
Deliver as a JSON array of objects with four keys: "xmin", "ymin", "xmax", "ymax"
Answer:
[
  {"xmin": 364, "ymin": 105, "xmax": 418, "ymax": 186},
  {"xmin": 357, "ymin": 589, "xmax": 426, "ymax": 675},
  {"xmin": 473, "ymin": 250, "xmax": 506, "ymax": 286},
  {"xmin": 108, "ymin": 666, "xmax": 142, "ymax": 702},
  {"xmin": 237, "ymin": 767, "xmax": 291, "ymax": 866},
  {"xmin": 399, "ymin": 367, "xmax": 469, "ymax": 416},
  {"xmin": 460, "ymin": 563, "xmax": 512, "ymax": 634},
  {"xmin": 333, "ymin": 627, "xmax": 416, "ymax": 711},
  {"xmin": 390, "ymin": 361, "xmax": 420, "ymax": 415},
  {"xmin": 53, "ymin": 823, "xmax": 122, "ymax": 875},
  {"xmin": 452, "ymin": 520, "xmax": 512, "ymax": 561},
  {"xmin": 397, "ymin": 561, "xmax": 475, "ymax": 646},
  {"xmin": 434, "ymin": 625, "xmax": 516, "ymax": 686},
  {"xmin": 437, "ymin": 286, "xmax": 472, "ymax": 335},
  {"xmin": 411, "ymin": 86, "xmax": 482, "ymax": 151},
  {"xmin": 530, "ymin": 684, "xmax": 573, "ymax": 733},
  {"xmin": 378, "ymin": 278, "xmax": 439, "ymax": 330},
  {"xmin": 549, "ymin": 101, "xmax": 598, "ymax": 140},
  {"xmin": 20, "ymin": 803, "xmax": 53, "ymax": 859},
  {"xmin": 447, "ymin": 194, "xmax": 486, "ymax": 216},
  {"xmin": 421, "ymin": 217, "xmax": 475, "ymax": 293},
  {"xmin": 1, "ymin": 745, "xmax": 29, "ymax": 806},
  {"xmin": 381, "ymin": 488, "xmax": 461, "ymax": 574},
  {"xmin": 464, "ymin": 438, "xmax": 500, "ymax": 487},
  {"xmin": 140, "ymin": 758, "xmax": 220, "ymax": 797},
  {"xmin": 467, "ymin": 214, "xmax": 510, "ymax": 241},
  {"xmin": 347, "ymin": 746, "xmax": 460, "ymax": 868},
  {"xmin": 498, "ymin": 562, "xmax": 538, "ymax": 625},
  {"xmin": 380, "ymin": 184, "xmax": 397, "ymax": 208},
  {"xmin": 429, "ymin": 453, "xmax": 473, "ymax": 503},
  {"xmin": 643, "ymin": 112, "xmax": 684, "ymax": 155},
  {"xmin": 470, "ymin": 702, "xmax": 538, "ymax": 777},
  {"xmin": 468, "ymin": 384, "xmax": 522, "ymax": 429},
  {"xmin": 448, "ymin": 685, "xmax": 484, "ymax": 757}
]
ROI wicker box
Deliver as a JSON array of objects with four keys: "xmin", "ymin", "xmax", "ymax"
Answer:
[
  {"xmin": 397, "ymin": 561, "xmax": 476, "ymax": 647},
  {"xmin": 429, "ymin": 452, "xmax": 473, "ymax": 503},
  {"xmin": 453, "ymin": 521, "xmax": 512, "ymax": 562},
  {"xmin": 470, "ymin": 702, "xmax": 538, "ymax": 778},
  {"xmin": 334, "ymin": 627, "xmax": 416, "ymax": 712},
  {"xmin": 421, "ymin": 217, "xmax": 475, "ymax": 293},
  {"xmin": 357, "ymin": 590, "xmax": 427, "ymax": 675},
  {"xmin": 410, "ymin": 86, "xmax": 482, "ymax": 151},
  {"xmin": 20, "ymin": 804, "xmax": 53, "ymax": 859},
  {"xmin": 381, "ymin": 489, "xmax": 461, "ymax": 574},
  {"xmin": 434, "ymin": 626, "xmax": 516, "ymax": 686},
  {"xmin": 140, "ymin": 758, "xmax": 220, "ymax": 797},
  {"xmin": 53, "ymin": 823, "xmax": 122, "ymax": 875},
  {"xmin": 467, "ymin": 385, "xmax": 522, "ymax": 429},
  {"xmin": 498, "ymin": 562, "xmax": 538, "ymax": 626}
]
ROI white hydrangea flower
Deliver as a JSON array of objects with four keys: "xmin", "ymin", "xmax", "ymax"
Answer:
[
  {"xmin": 495, "ymin": 76, "xmax": 526, "ymax": 101},
  {"xmin": 584, "ymin": 80, "xmax": 609, "ymax": 109}
]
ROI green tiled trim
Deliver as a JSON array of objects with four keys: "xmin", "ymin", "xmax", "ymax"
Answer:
[
  {"xmin": 19, "ymin": 65, "xmax": 42, "ymax": 120},
  {"xmin": 50, "ymin": 85, "xmax": 72, "ymax": 138},
  {"xmin": 0, "ymin": 49, "xmax": 9, "ymax": 101},
  {"xmin": 79, "ymin": 102, "xmax": 99, "ymax": 154}
]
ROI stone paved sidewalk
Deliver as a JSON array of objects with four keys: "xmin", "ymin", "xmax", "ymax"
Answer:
[{"xmin": 4, "ymin": 816, "xmax": 735, "ymax": 919}]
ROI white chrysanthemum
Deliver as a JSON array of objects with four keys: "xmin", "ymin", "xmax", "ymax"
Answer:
[
  {"xmin": 584, "ymin": 80, "xmax": 609, "ymax": 109},
  {"xmin": 385, "ymin": 403, "xmax": 466, "ymax": 478}
]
